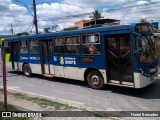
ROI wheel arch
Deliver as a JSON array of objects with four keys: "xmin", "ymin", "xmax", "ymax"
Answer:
[
  {"xmin": 84, "ymin": 67, "xmax": 103, "ymax": 82},
  {"xmin": 22, "ymin": 62, "xmax": 29, "ymax": 71}
]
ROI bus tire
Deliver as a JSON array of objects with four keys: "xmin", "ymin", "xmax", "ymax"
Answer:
[
  {"xmin": 87, "ymin": 70, "xmax": 105, "ymax": 90},
  {"xmin": 23, "ymin": 64, "xmax": 32, "ymax": 77}
]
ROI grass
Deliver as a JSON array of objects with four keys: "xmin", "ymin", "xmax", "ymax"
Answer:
[
  {"xmin": 0, "ymin": 89, "xmax": 122, "ymax": 119},
  {"xmin": 12, "ymin": 93, "xmax": 76, "ymax": 111},
  {"xmin": 9, "ymin": 93, "xmax": 122, "ymax": 119},
  {"xmin": 0, "ymin": 102, "xmax": 31, "ymax": 120}
]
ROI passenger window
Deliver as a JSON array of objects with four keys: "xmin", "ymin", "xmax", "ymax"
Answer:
[
  {"xmin": 29, "ymin": 39, "xmax": 38, "ymax": 54},
  {"xmin": 48, "ymin": 41, "xmax": 52, "ymax": 56},
  {"xmin": 82, "ymin": 34, "xmax": 101, "ymax": 55},
  {"xmin": 54, "ymin": 37, "xmax": 64, "ymax": 54},
  {"xmin": 21, "ymin": 40, "xmax": 27, "ymax": 47},
  {"xmin": 3, "ymin": 41, "xmax": 9, "ymax": 47},
  {"xmin": 65, "ymin": 36, "xmax": 80, "ymax": 54},
  {"xmin": 20, "ymin": 39, "xmax": 28, "ymax": 54}
]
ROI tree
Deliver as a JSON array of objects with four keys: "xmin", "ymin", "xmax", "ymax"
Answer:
[
  {"xmin": 44, "ymin": 27, "xmax": 50, "ymax": 33},
  {"xmin": 16, "ymin": 32, "xmax": 29, "ymax": 36},
  {"xmin": 89, "ymin": 10, "xmax": 103, "ymax": 20},
  {"xmin": 139, "ymin": 18, "xmax": 149, "ymax": 23},
  {"xmin": 44, "ymin": 24, "xmax": 58, "ymax": 33},
  {"xmin": 63, "ymin": 26, "xmax": 77, "ymax": 31}
]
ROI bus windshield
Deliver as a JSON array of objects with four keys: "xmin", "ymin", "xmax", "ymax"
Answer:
[{"xmin": 136, "ymin": 34, "xmax": 157, "ymax": 63}]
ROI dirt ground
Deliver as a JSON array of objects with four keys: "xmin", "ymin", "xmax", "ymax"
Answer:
[{"xmin": 0, "ymin": 90, "xmax": 120, "ymax": 120}]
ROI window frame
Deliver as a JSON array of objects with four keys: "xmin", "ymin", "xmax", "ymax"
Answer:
[
  {"xmin": 19, "ymin": 38, "xmax": 39, "ymax": 54},
  {"xmin": 20, "ymin": 39, "xmax": 28, "ymax": 54},
  {"xmin": 81, "ymin": 33, "xmax": 101, "ymax": 55},
  {"xmin": 28, "ymin": 39, "xmax": 39, "ymax": 54},
  {"xmin": 64, "ymin": 35, "xmax": 80, "ymax": 55},
  {"xmin": 3, "ymin": 41, "xmax": 10, "ymax": 53},
  {"xmin": 53, "ymin": 36, "xmax": 64, "ymax": 54},
  {"xmin": 3, "ymin": 41, "xmax": 10, "ymax": 47}
]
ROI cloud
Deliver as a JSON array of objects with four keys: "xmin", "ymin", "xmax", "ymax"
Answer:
[
  {"xmin": 64, "ymin": 0, "xmax": 134, "ymax": 8},
  {"xmin": 36, "ymin": 2, "xmax": 93, "ymax": 31},
  {"xmin": 0, "ymin": 0, "xmax": 160, "ymax": 35},
  {"xmin": 36, "ymin": 3, "xmax": 93, "ymax": 18},
  {"xmin": 102, "ymin": 1, "xmax": 160, "ymax": 25},
  {"xmin": 137, "ymin": 0, "xmax": 149, "ymax": 5},
  {"xmin": 151, "ymin": 0, "xmax": 160, "ymax": 2},
  {"xmin": 0, "ymin": 0, "xmax": 32, "ymax": 35}
]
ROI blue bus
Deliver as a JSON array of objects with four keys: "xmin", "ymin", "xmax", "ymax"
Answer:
[{"xmin": 3, "ymin": 23, "xmax": 158, "ymax": 89}]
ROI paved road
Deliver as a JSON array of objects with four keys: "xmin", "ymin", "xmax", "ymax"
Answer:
[{"xmin": 2, "ymin": 69, "xmax": 160, "ymax": 111}]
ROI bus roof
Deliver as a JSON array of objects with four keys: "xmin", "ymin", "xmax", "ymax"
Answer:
[{"xmin": 5, "ymin": 24, "xmax": 136, "ymax": 41}]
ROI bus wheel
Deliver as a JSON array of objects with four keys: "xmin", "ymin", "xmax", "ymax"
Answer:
[
  {"xmin": 87, "ymin": 70, "xmax": 105, "ymax": 90},
  {"xmin": 23, "ymin": 64, "xmax": 32, "ymax": 77}
]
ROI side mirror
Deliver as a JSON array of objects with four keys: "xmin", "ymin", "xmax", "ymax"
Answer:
[
  {"xmin": 134, "ymin": 49, "xmax": 145, "ymax": 62},
  {"xmin": 134, "ymin": 49, "xmax": 142, "ymax": 55}
]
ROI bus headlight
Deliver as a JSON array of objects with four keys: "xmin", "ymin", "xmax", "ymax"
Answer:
[
  {"xmin": 149, "ymin": 68, "xmax": 156, "ymax": 73},
  {"xmin": 140, "ymin": 69, "xmax": 144, "ymax": 74}
]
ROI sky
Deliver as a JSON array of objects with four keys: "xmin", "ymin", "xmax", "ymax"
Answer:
[{"xmin": 0, "ymin": 0, "xmax": 160, "ymax": 35}]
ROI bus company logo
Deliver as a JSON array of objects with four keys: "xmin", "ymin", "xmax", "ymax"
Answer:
[
  {"xmin": 53, "ymin": 56, "xmax": 57, "ymax": 61},
  {"xmin": 20, "ymin": 56, "xmax": 28, "ymax": 60},
  {"xmin": 64, "ymin": 57, "xmax": 76, "ymax": 65},
  {"xmin": 29, "ymin": 57, "xmax": 40, "ymax": 60},
  {"xmin": 60, "ymin": 56, "xmax": 64, "ymax": 65}
]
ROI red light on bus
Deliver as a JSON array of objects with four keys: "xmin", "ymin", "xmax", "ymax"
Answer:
[{"xmin": 140, "ymin": 55, "xmax": 146, "ymax": 61}]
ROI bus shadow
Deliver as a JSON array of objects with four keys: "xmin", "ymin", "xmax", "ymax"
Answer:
[
  {"xmin": 7, "ymin": 71, "xmax": 24, "ymax": 77},
  {"xmin": 7, "ymin": 71, "xmax": 88, "ymax": 88},
  {"xmin": 7, "ymin": 71, "xmax": 160, "ymax": 99},
  {"xmin": 104, "ymin": 81, "xmax": 160, "ymax": 99},
  {"xmin": 33, "ymin": 74, "xmax": 88, "ymax": 88}
]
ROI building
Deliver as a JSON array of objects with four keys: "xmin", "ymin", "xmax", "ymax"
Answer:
[
  {"xmin": 75, "ymin": 18, "xmax": 120, "ymax": 28},
  {"xmin": 74, "ymin": 20, "xmax": 89, "ymax": 28},
  {"xmin": 83, "ymin": 18, "xmax": 120, "ymax": 28}
]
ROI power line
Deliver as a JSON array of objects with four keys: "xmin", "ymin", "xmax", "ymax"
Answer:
[
  {"xmin": 16, "ymin": 0, "xmax": 38, "ymax": 34},
  {"xmin": 36, "ymin": 0, "xmax": 60, "ymax": 5},
  {"xmin": 13, "ymin": 0, "xmax": 160, "ymax": 34},
  {"xmin": 30, "ymin": 0, "xmax": 144, "ymax": 23},
  {"xmin": 36, "ymin": 7, "xmax": 53, "ymax": 20},
  {"xmin": 16, "ymin": 0, "xmax": 34, "ymax": 16},
  {"xmin": 103, "ymin": 7, "xmax": 160, "ymax": 16},
  {"xmin": 24, "ymin": 23, "xmax": 34, "ymax": 33},
  {"xmin": 38, "ymin": 1, "xmax": 160, "ymax": 22},
  {"xmin": 103, "ymin": 1, "xmax": 160, "ymax": 13},
  {"xmin": 13, "ymin": 22, "xmax": 33, "ymax": 33}
]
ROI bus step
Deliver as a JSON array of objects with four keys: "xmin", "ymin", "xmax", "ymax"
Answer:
[
  {"xmin": 108, "ymin": 83, "xmax": 134, "ymax": 88},
  {"xmin": 43, "ymin": 74, "xmax": 54, "ymax": 78}
]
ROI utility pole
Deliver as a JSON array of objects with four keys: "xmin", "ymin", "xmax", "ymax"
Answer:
[
  {"xmin": 33, "ymin": 0, "xmax": 38, "ymax": 34},
  {"xmin": 11, "ymin": 23, "xmax": 14, "ymax": 37},
  {"xmin": 2, "ymin": 49, "xmax": 7, "ymax": 111}
]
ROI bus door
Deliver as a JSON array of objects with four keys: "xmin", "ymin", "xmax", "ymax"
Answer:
[
  {"xmin": 105, "ymin": 33, "xmax": 133, "ymax": 85},
  {"xmin": 10, "ymin": 42, "xmax": 19, "ymax": 70},
  {"xmin": 41, "ymin": 40, "xmax": 54, "ymax": 75}
]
